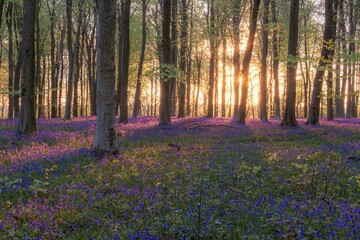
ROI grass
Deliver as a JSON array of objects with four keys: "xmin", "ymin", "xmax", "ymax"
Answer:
[{"xmin": 0, "ymin": 117, "xmax": 359, "ymax": 239}]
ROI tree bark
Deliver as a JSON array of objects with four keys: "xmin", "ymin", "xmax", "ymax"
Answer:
[
  {"xmin": 259, "ymin": 0, "xmax": 269, "ymax": 121},
  {"xmin": 119, "ymin": 0, "xmax": 131, "ymax": 123},
  {"xmin": 232, "ymin": 0, "xmax": 241, "ymax": 119},
  {"xmin": 64, "ymin": 0, "xmax": 74, "ymax": 120},
  {"xmin": 170, "ymin": 0, "xmax": 178, "ymax": 116},
  {"xmin": 94, "ymin": 0, "xmax": 118, "ymax": 154},
  {"xmin": 160, "ymin": 0, "xmax": 172, "ymax": 124},
  {"xmin": 133, "ymin": 0, "xmax": 147, "ymax": 118},
  {"xmin": 48, "ymin": 0, "xmax": 57, "ymax": 118},
  {"xmin": 18, "ymin": 0, "xmax": 36, "ymax": 134},
  {"xmin": 238, "ymin": 0, "xmax": 261, "ymax": 124},
  {"xmin": 280, "ymin": 0, "xmax": 299, "ymax": 127},
  {"xmin": 178, "ymin": 0, "xmax": 187, "ymax": 118},
  {"xmin": 6, "ymin": 3, "xmax": 14, "ymax": 119},
  {"xmin": 207, "ymin": 0, "xmax": 215, "ymax": 118},
  {"xmin": 270, "ymin": 0, "xmax": 280, "ymax": 118},
  {"xmin": 221, "ymin": 26, "xmax": 226, "ymax": 117},
  {"xmin": 306, "ymin": 0, "xmax": 337, "ymax": 125},
  {"xmin": 346, "ymin": 0, "xmax": 356, "ymax": 118}
]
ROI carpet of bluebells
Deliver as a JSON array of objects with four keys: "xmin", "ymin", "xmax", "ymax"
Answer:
[{"xmin": 0, "ymin": 116, "xmax": 359, "ymax": 239}]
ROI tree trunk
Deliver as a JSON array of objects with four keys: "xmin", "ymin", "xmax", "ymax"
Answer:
[
  {"xmin": 280, "ymin": 0, "xmax": 299, "ymax": 127},
  {"xmin": 186, "ymin": 0, "xmax": 194, "ymax": 116},
  {"xmin": 170, "ymin": 0, "xmax": 177, "ymax": 116},
  {"xmin": 36, "ymin": 4, "xmax": 43, "ymax": 119},
  {"xmin": 133, "ymin": 0, "xmax": 147, "ymax": 118},
  {"xmin": 64, "ymin": 0, "xmax": 74, "ymax": 120},
  {"xmin": 86, "ymin": 11, "xmax": 97, "ymax": 116},
  {"xmin": 346, "ymin": 0, "xmax": 356, "ymax": 118},
  {"xmin": 48, "ymin": 0, "xmax": 57, "ymax": 118},
  {"xmin": 338, "ymin": 0, "xmax": 346, "ymax": 117},
  {"xmin": 238, "ymin": 0, "xmax": 261, "ymax": 124},
  {"xmin": 18, "ymin": 0, "xmax": 36, "ymax": 134},
  {"xmin": 270, "ymin": 0, "xmax": 280, "ymax": 118},
  {"xmin": 58, "ymin": 25, "xmax": 65, "ymax": 117},
  {"xmin": 259, "ymin": 0, "xmax": 269, "ymax": 121},
  {"xmin": 72, "ymin": 0, "xmax": 84, "ymax": 117},
  {"xmin": 160, "ymin": 0, "xmax": 172, "ymax": 124},
  {"xmin": 119, "ymin": 0, "xmax": 131, "ymax": 123},
  {"xmin": 306, "ymin": 0, "xmax": 337, "ymax": 125},
  {"xmin": 207, "ymin": 0, "xmax": 215, "ymax": 118},
  {"xmin": 178, "ymin": 0, "xmax": 187, "ymax": 118},
  {"xmin": 6, "ymin": 3, "xmax": 14, "ymax": 119},
  {"xmin": 221, "ymin": 26, "xmax": 226, "ymax": 117},
  {"xmin": 94, "ymin": 0, "xmax": 118, "ymax": 154},
  {"xmin": 232, "ymin": 0, "xmax": 241, "ymax": 119},
  {"xmin": 327, "ymin": 70, "xmax": 334, "ymax": 120}
]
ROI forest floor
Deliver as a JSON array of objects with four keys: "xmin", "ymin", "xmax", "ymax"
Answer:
[{"xmin": 0, "ymin": 117, "xmax": 359, "ymax": 239}]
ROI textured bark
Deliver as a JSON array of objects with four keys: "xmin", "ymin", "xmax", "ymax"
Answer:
[
  {"xmin": 221, "ymin": 27, "xmax": 226, "ymax": 117},
  {"xmin": 18, "ymin": 0, "xmax": 36, "ymax": 134},
  {"xmin": 178, "ymin": 0, "xmax": 187, "ymax": 118},
  {"xmin": 170, "ymin": 0, "xmax": 177, "ymax": 116},
  {"xmin": 338, "ymin": 0, "xmax": 346, "ymax": 117},
  {"xmin": 119, "ymin": 0, "xmax": 131, "ymax": 123},
  {"xmin": 327, "ymin": 70, "xmax": 334, "ymax": 120},
  {"xmin": 232, "ymin": 0, "xmax": 241, "ymax": 119},
  {"xmin": 86, "ymin": 11, "xmax": 97, "ymax": 116},
  {"xmin": 64, "ymin": 0, "xmax": 74, "ymax": 120},
  {"xmin": 94, "ymin": 0, "xmax": 118, "ymax": 154},
  {"xmin": 48, "ymin": 0, "xmax": 57, "ymax": 118},
  {"xmin": 159, "ymin": 0, "xmax": 172, "ymax": 124},
  {"xmin": 207, "ymin": 0, "xmax": 215, "ymax": 118},
  {"xmin": 270, "ymin": 0, "xmax": 280, "ymax": 118},
  {"xmin": 346, "ymin": 0, "xmax": 356, "ymax": 118},
  {"xmin": 186, "ymin": 0, "xmax": 194, "ymax": 116},
  {"xmin": 72, "ymin": 0, "xmax": 84, "ymax": 117},
  {"xmin": 238, "ymin": 0, "xmax": 261, "ymax": 124},
  {"xmin": 306, "ymin": 0, "xmax": 337, "ymax": 125},
  {"xmin": 259, "ymin": 0, "xmax": 269, "ymax": 121},
  {"xmin": 280, "ymin": 0, "xmax": 299, "ymax": 127},
  {"xmin": 133, "ymin": 0, "xmax": 147, "ymax": 118},
  {"xmin": 6, "ymin": 3, "xmax": 14, "ymax": 119}
]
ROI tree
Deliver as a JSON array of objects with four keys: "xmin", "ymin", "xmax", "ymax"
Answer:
[
  {"xmin": 280, "ymin": 0, "xmax": 299, "ymax": 127},
  {"xmin": 178, "ymin": 0, "xmax": 188, "ymax": 118},
  {"xmin": 232, "ymin": 0, "xmax": 241, "ymax": 119},
  {"xmin": 6, "ymin": 3, "xmax": 14, "ymax": 119},
  {"xmin": 270, "ymin": 0, "xmax": 280, "ymax": 119},
  {"xmin": 259, "ymin": 0, "xmax": 269, "ymax": 121},
  {"xmin": 306, "ymin": 0, "xmax": 337, "ymax": 125},
  {"xmin": 64, "ymin": 0, "xmax": 74, "ymax": 120},
  {"xmin": 94, "ymin": 0, "xmax": 118, "ymax": 154},
  {"xmin": 133, "ymin": 0, "xmax": 147, "ymax": 118},
  {"xmin": 119, "ymin": 0, "xmax": 131, "ymax": 124},
  {"xmin": 238, "ymin": 0, "xmax": 261, "ymax": 124},
  {"xmin": 18, "ymin": 0, "xmax": 36, "ymax": 134},
  {"xmin": 159, "ymin": 0, "xmax": 172, "ymax": 124}
]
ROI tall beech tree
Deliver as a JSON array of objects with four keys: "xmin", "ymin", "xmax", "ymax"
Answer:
[
  {"xmin": 159, "ymin": 0, "xmax": 172, "ymax": 124},
  {"xmin": 119, "ymin": 0, "xmax": 131, "ymax": 124},
  {"xmin": 232, "ymin": 0, "xmax": 241, "ymax": 119},
  {"xmin": 94, "ymin": 0, "xmax": 118, "ymax": 154},
  {"xmin": 270, "ymin": 0, "xmax": 280, "ymax": 118},
  {"xmin": 306, "ymin": 0, "xmax": 337, "ymax": 125},
  {"xmin": 64, "ymin": 0, "xmax": 74, "ymax": 120},
  {"xmin": 133, "ymin": 0, "xmax": 147, "ymax": 118},
  {"xmin": 18, "ymin": 0, "xmax": 36, "ymax": 134},
  {"xmin": 281, "ymin": 0, "xmax": 299, "ymax": 127},
  {"xmin": 238, "ymin": 0, "xmax": 261, "ymax": 124},
  {"xmin": 259, "ymin": 0, "xmax": 269, "ymax": 121},
  {"xmin": 178, "ymin": 0, "xmax": 188, "ymax": 118}
]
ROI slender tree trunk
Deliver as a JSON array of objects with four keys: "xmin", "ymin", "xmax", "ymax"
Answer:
[
  {"xmin": 259, "ymin": 0, "xmax": 269, "ymax": 121},
  {"xmin": 270, "ymin": 0, "xmax": 280, "ymax": 119},
  {"xmin": 232, "ymin": 0, "xmax": 241, "ymax": 119},
  {"xmin": 160, "ymin": 0, "xmax": 172, "ymax": 124},
  {"xmin": 346, "ymin": 0, "xmax": 356, "ymax": 118},
  {"xmin": 49, "ymin": 0, "xmax": 57, "ymax": 118},
  {"xmin": 238, "ymin": 0, "xmax": 261, "ymax": 124},
  {"xmin": 64, "ymin": 0, "xmax": 74, "ymax": 120},
  {"xmin": 280, "ymin": 0, "xmax": 299, "ymax": 126},
  {"xmin": 119, "ymin": 0, "xmax": 131, "ymax": 123},
  {"xmin": 327, "ymin": 70, "xmax": 334, "ymax": 120},
  {"xmin": 18, "ymin": 0, "xmax": 36, "ymax": 134},
  {"xmin": 72, "ymin": 0, "xmax": 84, "ymax": 117},
  {"xmin": 170, "ymin": 0, "xmax": 177, "ymax": 116},
  {"xmin": 306, "ymin": 0, "xmax": 337, "ymax": 125},
  {"xmin": 178, "ymin": 0, "xmax": 187, "ymax": 118},
  {"xmin": 207, "ymin": 0, "xmax": 215, "ymax": 118},
  {"xmin": 335, "ymin": 35, "xmax": 341, "ymax": 117},
  {"xmin": 36, "ymin": 4, "xmax": 43, "ymax": 119},
  {"xmin": 221, "ymin": 26, "xmax": 226, "ymax": 117},
  {"xmin": 133, "ymin": 0, "xmax": 147, "ymax": 118},
  {"xmin": 13, "ymin": 48, "xmax": 21, "ymax": 118},
  {"xmin": 186, "ymin": 0, "xmax": 194, "ymax": 116},
  {"xmin": 58, "ymin": 26, "xmax": 65, "ymax": 117},
  {"xmin": 6, "ymin": 4, "xmax": 14, "ymax": 119},
  {"xmin": 338, "ymin": 0, "xmax": 346, "ymax": 117},
  {"xmin": 86, "ymin": 12, "xmax": 97, "ymax": 116},
  {"xmin": 94, "ymin": 0, "xmax": 118, "ymax": 154}
]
